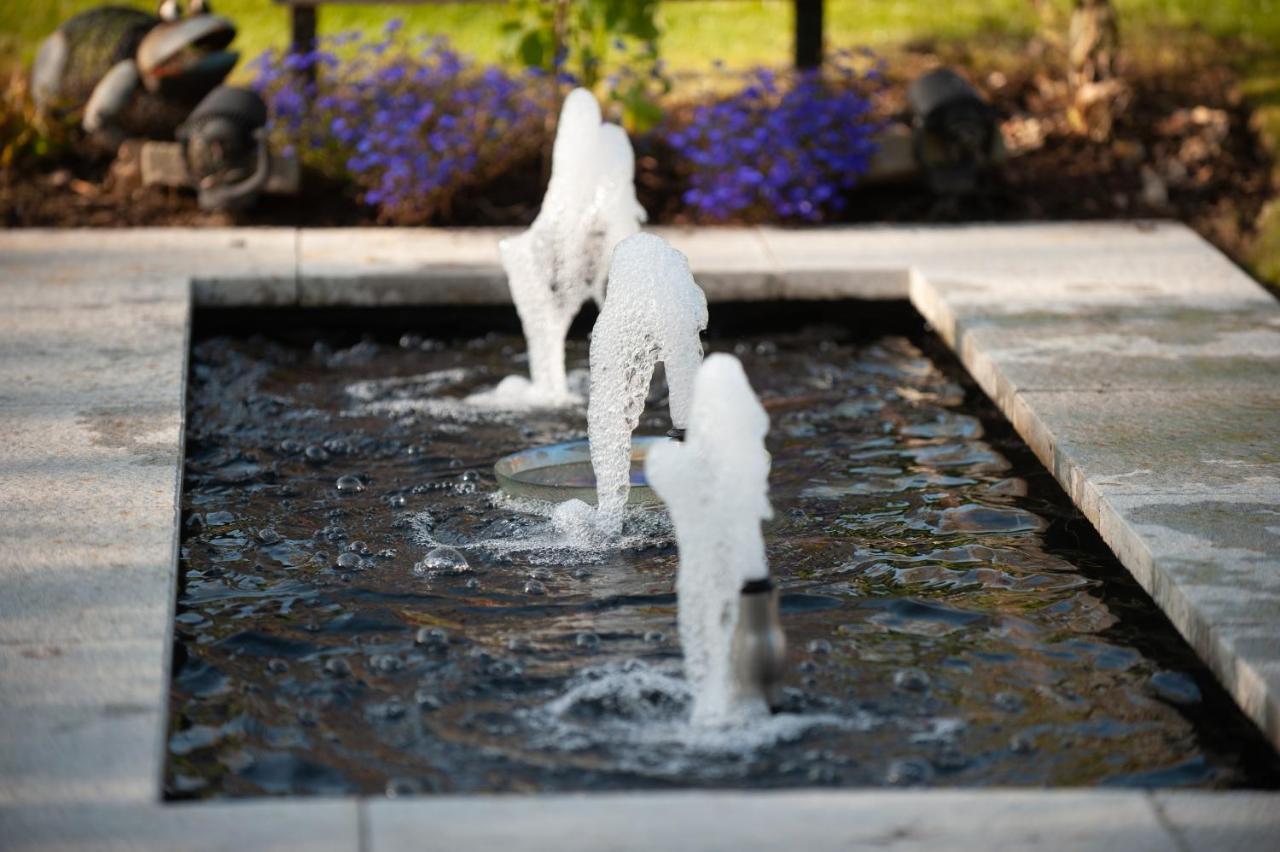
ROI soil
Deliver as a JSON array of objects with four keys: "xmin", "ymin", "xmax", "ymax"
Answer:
[{"xmin": 2, "ymin": 40, "xmax": 1272, "ymax": 277}]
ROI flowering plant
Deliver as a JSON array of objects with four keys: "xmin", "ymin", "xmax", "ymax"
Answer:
[
  {"xmin": 250, "ymin": 22, "xmax": 547, "ymax": 224},
  {"xmin": 666, "ymin": 51, "xmax": 884, "ymax": 222}
]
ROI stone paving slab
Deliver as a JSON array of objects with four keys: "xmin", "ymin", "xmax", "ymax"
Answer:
[
  {"xmin": 298, "ymin": 227, "xmax": 515, "ymax": 305},
  {"xmin": 0, "ymin": 800, "xmax": 360, "ymax": 851},
  {"xmin": 0, "ymin": 228, "xmax": 298, "ymax": 308},
  {"xmin": 1, "ymin": 223, "xmax": 1278, "ymax": 847},
  {"xmin": 1153, "ymin": 791, "xmax": 1280, "ymax": 852},
  {"xmin": 368, "ymin": 790, "xmax": 1178, "ymax": 852},
  {"xmin": 0, "ymin": 404, "xmax": 182, "ymax": 645},
  {"xmin": 0, "ymin": 300, "xmax": 188, "ymax": 409}
]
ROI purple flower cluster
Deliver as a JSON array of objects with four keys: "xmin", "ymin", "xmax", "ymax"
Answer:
[
  {"xmin": 250, "ymin": 24, "xmax": 547, "ymax": 223},
  {"xmin": 667, "ymin": 52, "xmax": 883, "ymax": 222}
]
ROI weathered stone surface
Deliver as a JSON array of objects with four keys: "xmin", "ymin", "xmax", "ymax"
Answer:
[
  {"xmin": 0, "ymin": 801, "xmax": 360, "ymax": 850},
  {"xmin": 0, "ymin": 229, "xmax": 297, "ymax": 308},
  {"xmin": 0, "ymin": 641, "xmax": 165, "ymax": 711},
  {"xmin": 0, "ymin": 705, "xmax": 162, "ymax": 804},
  {"xmin": 369, "ymin": 790, "xmax": 1177, "ymax": 852},
  {"xmin": 756, "ymin": 226, "xmax": 910, "ymax": 299},
  {"xmin": 1153, "ymin": 792, "xmax": 1280, "ymax": 851},
  {"xmin": 2, "ymin": 223, "xmax": 1279, "ymax": 839},
  {"xmin": 0, "ymin": 301, "xmax": 188, "ymax": 409},
  {"xmin": 299, "ymin": 228, "xmax": 513, "ymax": 305}
]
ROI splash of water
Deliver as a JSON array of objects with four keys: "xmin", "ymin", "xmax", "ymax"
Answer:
[
  {"xmin": 646, "ymin": 354, "xmax": 774, "ymax": 725},
  {"xmin": 492, "ymin": 88, "xmax": 646, "ymax": 405},
  {"xmin": 586, "ymin": 233, "xmax": 708, "ymax": 534}
]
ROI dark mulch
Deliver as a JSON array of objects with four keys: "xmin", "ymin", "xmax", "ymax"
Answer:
[{"xmin": 1, "ymin": 40, "xmax": 1271, "ymax": 274}]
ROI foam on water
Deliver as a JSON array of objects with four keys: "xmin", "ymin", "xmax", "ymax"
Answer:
[
  {"xmin": 495, "ymin": 88, "xmax": 646, "ymax": 405},
  {"xmin": 646, "ymin": 354, "xmax": 774, "ymax": 725},
  {"xmin": 409, "ymin": 492, "xmax": 673, "ymax": 565},
  {"xmin": 587, "ymin": 233, "xmax": 708, "ymax": 533},
  {"xmin": 524, "ymin": 660, "xmax": 860, "ymax": 774}
]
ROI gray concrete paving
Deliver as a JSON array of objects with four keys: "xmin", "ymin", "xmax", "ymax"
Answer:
[{"xmin": 0, "ymin": 223, "xmax": 1276, "ymax": 848}]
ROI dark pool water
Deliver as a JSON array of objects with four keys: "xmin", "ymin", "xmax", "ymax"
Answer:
[{"xmin": 167, "ymin": 308, "xmax": 1280, "ymax": 797}]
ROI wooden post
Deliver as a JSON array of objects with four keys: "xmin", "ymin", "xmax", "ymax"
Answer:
[
  {"xmin": 290, "ymin": 3, "xmax": 319, "ymax": 87},
  {"xmin": 794, "ymin": 0, "xmax": 823, "ymax": 69}
]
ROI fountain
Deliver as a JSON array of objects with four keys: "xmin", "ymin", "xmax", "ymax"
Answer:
[
  {"xmin": 475, "ymin": 87, "xmax": 645, "ymax": 407},
  {"xmin": 497, "ymin": 233, "xmax": 708, "ymax": 541},
  {"xmin": 647, "ymin": 354, "xmax": 786, "ymax": 724}
]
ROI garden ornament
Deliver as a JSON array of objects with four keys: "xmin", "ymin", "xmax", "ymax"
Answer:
[
  {"xmin": 907, "ymin": 68, "xmax": 1001, "ymax": 196},
  {"xmin": 176, "ymin": 85, "xmax": 271, "ymax": 211},
  {"xmin": 32, "ymin": 0, "xmax": 239, "ymax": 148}
]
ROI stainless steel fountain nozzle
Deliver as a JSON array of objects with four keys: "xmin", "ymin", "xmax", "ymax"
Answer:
[{"xmin": 732, "ymin": 577, "xmax": 787, "ymax": 713}]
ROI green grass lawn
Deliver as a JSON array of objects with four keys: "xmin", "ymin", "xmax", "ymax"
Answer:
[{"xmin": 2, "ymin": 1, "xmax": 1276, "ymax": 76}]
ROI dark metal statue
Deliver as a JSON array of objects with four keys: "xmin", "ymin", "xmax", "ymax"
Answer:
[
  {"xmin": 907, "ymin": 68, "xmax": 1002, "ymax": 196},
  {"xmin": 32, "ymin": 0, "xmax": 239, "ymax": 148}
]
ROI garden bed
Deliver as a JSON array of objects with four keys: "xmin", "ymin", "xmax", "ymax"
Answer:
[{"xmin": 1, "ymin": 42, "xmax": 1271, "ymax": 286}]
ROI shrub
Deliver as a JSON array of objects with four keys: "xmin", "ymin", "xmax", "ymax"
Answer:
[
  {"xmin": 250, "ymin": 23, "xmax": 547, "ymax": 224},
  {"xmin": 666, "ymin": 51, "xmax": 884, "ymax": 222},
  {"xmin": 502, "ymin": 0, "xmax": 668, "ymax": 131},
  {"xmin": 0, "ymin": 74, "xmax": 74, "ymax": 173}
]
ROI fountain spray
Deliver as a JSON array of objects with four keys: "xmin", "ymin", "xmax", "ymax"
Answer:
[
  {"xmin": 493, "ymin": 88, "xmax": 646, "ymax": 404},
  {"xmin": 646, "ymin": 353, "xmax": 787, "ymax": 723}
]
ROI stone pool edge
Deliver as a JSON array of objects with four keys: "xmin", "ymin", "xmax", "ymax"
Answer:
[{"xmin": 1, "ymin": 223, "xmax": 1276, "ymax": 850}]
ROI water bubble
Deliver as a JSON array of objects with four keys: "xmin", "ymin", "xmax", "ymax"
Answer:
[
  {"xmin": 807, "ymin": 639, "xmax": 833, "ymax": 655},
  {"xmin": 336, "ymin": 552, "xmax": 362, "ymax": 570},
  {"xmin": 386, "ymin": 776, "xmax": 422, "ymax": 797},
  {"xmin": 304, "ymin": 446, "xmax": 330, "ymax": 463},
  {"xmin": 387, "ymin": 495, "xmax": 407, "ymax": 508},
  {"xmin": 463, "ymin": 578, "xmax": 481, "ymax": 590},
  {"xmin": 420, "ymin": 546, "xmax": 470, "ymax": 576},
  {"xmin": 370, "ymin": 654, "xmax": 402, "ymax": 673},
  {"xmin": 993, "ymin": 691, "xmax": 1024, "ymax": 713},
  {"xmin": 524, "ymin": 580, "xmax": 547, "ymax": 596},
  {"xmin": 1149, "ymin": 670, "xmax": 1202, "ymax": 706},
  {"xmin": 376, "ymin": 698, "xmax": 406, "ymax": 720},
  {"xmin": 575, "ymin": 632, "xmax": 600, "ymax": 650},
  {"xmin": 323, "ymin": 658, "xmax": 352, "ymax": 678},
  {"xmin": 572, "ymin": 567, "xmax": 591, "ymax": 580},
  {"xmin": 256, "ymin": 528, "xmax": 281, "ymax": 545},
  {"xmin": 643, "ymin": 630, "xmax": 665, "ymax": 644},
  {"xmin": 1010, "ymin": 732, "xmax": 1037, "ymax": 754},
  {"xmin": 528, "ymin": 567, "xmax": 551, "ymax": 581},
  {"xmin": 893, "ymin": 668, "xmax": 931, "ymax": 692},
  {"xmin": 336, "ymin": 475, "xmax": 365, "ymax": 493},
  {"xmin": 415, "ymin": 627, "xmax": 449, "ymax": 652},
  {"xmin": 414, "ymin": 689, "xmax": 443, "ymax": 710},
  {"xmin": 885, "ymin": 757, "xmax": 934, "ymax": 786},
  {"xmin": 377, "ymin": 548, "xmax": 397, "ymax": 559},
  {"xmin": 278, "ymin": 439, "xmax": 303, "ymax": 454},
  {"xmin": 348, "ymin": 541, "xmax": 370, "ymax": 555},
  {"xmin": 324, "ymin": 439, "xmax": 352, "ymax": 455}
]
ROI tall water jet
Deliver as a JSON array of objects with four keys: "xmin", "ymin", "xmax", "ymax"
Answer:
[
  {"xmin": 583, "ymin": 233, "xmax": 708, "ymax": 534},
  {"xmin": 494, "ymin": 88, "xmax": 646, "ymax": 404},
  {"xmin": 646, "ymin": 354, "xmax": 786, "ymax": 725}
]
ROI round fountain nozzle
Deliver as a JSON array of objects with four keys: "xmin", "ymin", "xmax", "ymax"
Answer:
[{"xmin": 732, "ymin": 577, "xmax": 787, "ymax": 714}]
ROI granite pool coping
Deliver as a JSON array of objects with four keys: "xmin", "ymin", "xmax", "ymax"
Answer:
[{"xmin": 0, "ymin": 222, "xmax": 1276, "ymax": 849}]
